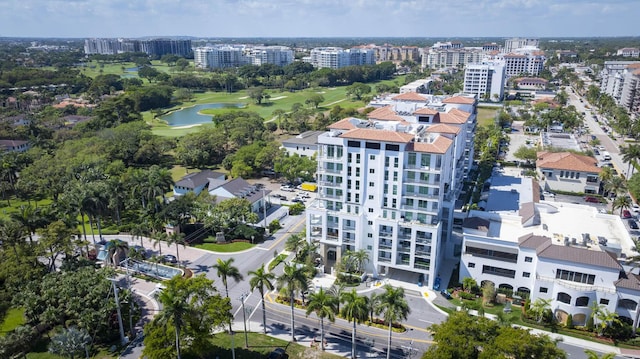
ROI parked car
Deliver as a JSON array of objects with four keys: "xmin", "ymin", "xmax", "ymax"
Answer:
[
  {"xmin": 162, "ymin": 254, "xmax": 178, "ymax": 264},
  {"xmin": 623, "ymin": 210, "xmax": 632, "ymax": 219},
  {"xmin": 291, "ymin": 198, "xmax": 304, "ymax": 204},
  {"xmin": 267, "ymin": 348, "xmax": 288, "ymax": 359},
  {"xmin": 542, "ymin": 191, "xmax": 555, "ymax": 198},
  {"xmin": 584, "ymin": 196, "xmax": 601, "ymax": 203},
  {"xmin": 629, "ymin": 219, "xmax": 639, "ymax": 230},
  {"xmin": 280, "ymin": 185, "xmax": 295, "ymax": 192},
  {"xmin": 632, "ymin": 204, "xmax": 640, "ymax": 213}
]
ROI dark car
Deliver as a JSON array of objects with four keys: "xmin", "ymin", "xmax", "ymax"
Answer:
[
  {"xmin": 623, "ymin": 210, "xmax": 632, "ymax": 219},
  {"xmin": 267, "ymin": 348, "xmax": 288, "ymax": 359},
  {"xmin": 584, "ymin": 196, "xmax": 601, "ymax": 203},
  {"xmin": 630, "ymin": 219, "xmax": 639, "ymax": 230},
  {"xmin": 162, "ymin": 254, "xmax": 178, "ymax": 264}
]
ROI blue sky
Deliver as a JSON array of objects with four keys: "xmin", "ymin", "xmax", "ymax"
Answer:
[{"xmin": 0, "ymin": 0, "xmax": 637, "ymax": 38}]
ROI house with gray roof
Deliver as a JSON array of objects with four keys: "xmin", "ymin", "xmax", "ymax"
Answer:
[
  {"xmin": 281, "ymin": 130, "xmax": 322, "ymax": 158},
  {"xmin": 208, "ymin": 177, "xmax": 272, "ymax": 215},
  {"xmin": 0, "ymin": 139, "xmax": 29, "ymax": 153},
  {"xmin": 173, "ymin": 170, "xmax": 225, "ymax": 197}
]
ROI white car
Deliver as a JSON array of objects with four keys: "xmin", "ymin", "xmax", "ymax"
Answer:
[
  {"xmin": 632, "ymin": 204, "xmax": 640, "ymax": 213},
  {"xmin": 542, "ymin": 191, "xmax": 556, "ymax": 198},
  {"xmin": 280, "ymin": 185, "xmax": 295, "ymax": 192}
]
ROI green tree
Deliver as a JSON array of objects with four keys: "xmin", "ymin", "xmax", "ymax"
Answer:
[
  {"xmin": 48, "ymin": 327, "xmax": 91, "ymax": 359},
  {"xmin": 513, "ymin": 145, "xmax": 538, "ymax": 164},
  {"xmin": 38, "ymin": 220, "xmax": 75, "ymax": 272},
  {"xmin": 340, "ymin": 289, "xmax": 369, "ymax": 359},
  {"xmin": 346, "ymin": 82, "xmax": 371, "ymax": 100},
  {"xmin": 584, "ymin": 349, "xmax": 617, "ymax": 359},
  {"xmin": 212, "ymin": 258, "xmax": 244, "ymax": 299},
  {"xmin": 530, "ymin": 298, "xmax": 552, "ymax": 323},
  {"xmin": 247, "ymin": 86, "xmax": 265, "ymax": 104},
  {"xmin": 376, "ymin": 285, "xmax": 410, "ymax": 359},
  {"xmin": 305, "ymin": 94, "xmax": 325, "ymax": 109},
  {"xmin": 166, "ymin": 232, "xmax": 186, "ymax": 267},
  {"xmin": 305, "ymin": 287, "xmax": 338, "ymax": 351},
  {"xmin": 277, "ymin": 263, "xmax": 309, "ymax": 342},
  {"xmin": 462, "ymin": 277, "xmax": 478, "ymax": 292},
  {"xmin": 620, "ymin": 144, "xmax": 640, "ymax": 176},
  {"xmin": 248, "ymin": 264, "xmax": 275, "ymax": 335}
]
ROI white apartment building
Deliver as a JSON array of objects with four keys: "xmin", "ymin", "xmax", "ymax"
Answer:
[
  {"xmin": 504, "ymin": 38, "xmax": 539, "ymax": 53},
  {"xmin": 194, "ymin": 45, "xmax": 293, "ymax": 69},
  {"xmin": 306, "ymin": 93, "xmax": 477, "ymax": 287},
  {"xmin": 600, "ymin": 62, "xmax": 640, "ymax": 117},
  {"xmin": 422, "ymin": 47, "xmax": 485, "ymax": 69},
  {"xmin": 487, "ymin": 48, "xmax": 546, "ymax": 78},
  {"xmin": 307, "ymin": 47, "xmax": 376, "ymax": 69},
  {"xmin": 463, "ymin": 62, "xmax": 506, "ymax": 101},
  {"xmin": 460, "ymin": 172, "xmax": 640, "ymax": 328},
  {"xmin": 617, "ymin": 48, "xmax": 640, "ymax": 58}
]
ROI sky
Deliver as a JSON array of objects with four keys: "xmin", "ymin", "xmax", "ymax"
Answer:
[{"xmin": 0, "ymin": 0, "xmax": 638, "ymax": 38}]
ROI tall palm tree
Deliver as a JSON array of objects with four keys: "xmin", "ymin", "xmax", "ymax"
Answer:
[
  {"xmin": 620, "ymin": 144, "xmax": 640, "ymax": 176},
  {"xmin": 285, "ymin": 234, "xmax": 305, "ymax": 260},
  {"xmin": 605, "ymin": 175, "xmax": 627, "ymax": 198},
  {"xmin": 248, "ymin": 264, "xmax": 275, "ymax": 334},
  {"xmin": 106, "ymin": 239, "xmax": 129, "ymax": 267},
  {"xmin": 212, "ymin": 258, "xmax": 244, "ymax": 299},
  {"xmin": 530, "ymin": 298, "xmax": 552, "ymax": 323},
  {"xmin": 212, "ymin": 258, "xmax": 243, "ymax": 333},
  {"xmin": 156, "ymin": 281, "xmax": 191, "ymax": 359},
  {"xmin": 328, "ymin": 282, "xmax": 346, "ymax": 312},
  {"xmin": 277, "ymin": 263, "xmax": 309, "ymax": 342},
  {"xmin": 351, "ymin": 249, "xmax": 370, "ymax": 274},
  {"xmin": 376, "ymin": 285, "xmax": 410, "ymax": 359},
  {"xmin": 166, "ymin": 232, "xmax": 186, "ymax": 267},
  {"xmin": 340, "ymin": 289, "xmax": 369, "ymax": 358},
  {"xmin": 152, "ymin": 232, "xmax": 167, "ymax": 256},
  {"xmin": 0, "ymin": 218, "xmax": 26, "ymax": 262},
  {"xmin": 614, "ymin": 195, "xmax": 632, "ymax": 217},
  {"xmin": 305, "ymin": 288, "xmax": 338, "ymax": 351},
  {"xmin": 10, "ymin": 204, "xmax": 41, "ymax": 244}
]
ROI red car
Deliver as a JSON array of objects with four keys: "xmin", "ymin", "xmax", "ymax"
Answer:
[
  {"xmin": 584, "ymin": 196, "xmax": 601, "ymax": 203},
  {"xmin": 623, "ymin": 210, "xmax": 632, "ymax": 219}
]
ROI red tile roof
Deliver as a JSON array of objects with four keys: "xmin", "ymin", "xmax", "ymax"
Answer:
[
  {"xmin": 536, "ymin": 152, "xmax": 601, "ymax": 173},
  {"xmin": 339, "ymin": 128, "xmax": 414, "ymax": 143},
  {"xmin": 391, "ymin": 92, "xmax": 427, "ymax": 102},
  {"xmin": 414, "ymin": 107, "xmax": 438, "ymax": 115},
  {"xmin": 367, "ymin": 106, "xmax": 405, "ymax": 121},
  {"xmin": 436, "ymin": 108, "xmax": 470, "ymax": 124},
  {"xmin": 442, "ymin": 96, "xmax": 476, "ymax": 105},
  {"xmin": 407, "ymin": 136, "xmax": 452, "ymax": 154},
  {"xmin": 328, "ymin": 117, "xmax": 357, "ymax": 130},
  {"xmin": 425, "ymin": 123, "xmax": 461, "ymax": 135}
]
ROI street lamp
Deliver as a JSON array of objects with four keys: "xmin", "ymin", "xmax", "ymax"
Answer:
[
  {"xmin": 108, "ymin": 278, "xmax": 127, "ymax": 346},
  {"xmin": 239, "ymin": 292, "xmax": 249, "ymax": 348}
]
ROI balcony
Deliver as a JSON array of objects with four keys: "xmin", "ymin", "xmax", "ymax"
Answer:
[
  {"xmin": 415, "ymin": 237, "xmax": 431, "ymax": 245},
  {"xmin": 318, "ymin": 167, "xmax": 343, "ymax": 174},
  {"xmin": 378, "ymin": 255, "xmax": 391, "ymax": 263},
  {"xmin": 397, "ymin": 245, "xmax": 411, "ymax": 254},
  {"xmin": 414, "ymin": 262, "xmax": 430, "ymax": 270},
  {"xmin": 317, "ymin": 155, "xmax": 343, "ymax": 162},
  {"xmin": 405, "ymin": 164, "xmax": 441, "ymax": 172},
  {"xmin": 378, "ymin": 231, "xmax": 393, "ymax": 239},
  {"xmin": 326, "ymin": 234, "xmax": 339, "ymax": 242},
  {"xmin": 379, "ymin": 242, "xmax": 392, "ymax": 250},
  {"xmin": 343, "ymin": 236, "xmax": 355, "ymax": 244},
  {"xmin": 415, "ymin": 246, "xmax": 431, "ymax": 256},
  {"xmin": 403, "ymin": 192, "xmax": 439, "ymax": 200}
]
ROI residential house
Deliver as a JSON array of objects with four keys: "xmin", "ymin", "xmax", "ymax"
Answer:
[
  {"xmin": 173, "ymin": 170, "xmax": 226, "ymax": 197},
  {"xmin": 0, "ymin": 139, "xmax": 30, "ymax": 153},
  {"xmin": 208, "ymin": 177, "xmax": 271, "ymax": 215},
  {"xmin": 281, "ymin": 131, "xmax": 323, "ymax": 158},
  {"xmin": 536, "ymin": 151, "xmax": 601, "ymax": 194}
]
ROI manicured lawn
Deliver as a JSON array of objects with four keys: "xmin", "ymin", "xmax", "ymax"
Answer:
[
  {"xmin": 0, "ymin": 198, "xmax": 53, "ymax": 220},
  {"xmin": 0, "ymin": 307, "xmax": 25, "ymax": 336},
  {"xmin": 210, "ymin": 332, "xmax": 343, "ymax": 359},
  {"xmin": 194, "ymin": 241, "xmax": 255, "ymax": 253},
  {"xmin": 477, "ymin": 107, "xmax": 498, "ymax": 127}
]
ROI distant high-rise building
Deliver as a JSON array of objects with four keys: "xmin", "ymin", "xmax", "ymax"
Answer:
[
  {"xmin": 193, "ymin": 45, "xmax": 293, "ymax": 69},
  {"xmin": 504, "ymin": 38, "xmax": 539, "ymax": 53},
  {"xmin": 422, "ymin": 47, "xmax": 485, "ymax": 69},
  {"xmin": 486, "ymin": 48, "xmax": 545, "ymax": 78},
  {"xmin": 600, "ymin": 61, "xmax": 640, "ymax": 118},
  {"xmin": 84, "ymin": 38, "xmax": 191, "ymax": 57},
  {"xmin": 463, "ymin": 62, "xmax": 506, "ymax": 101},
  {"xmin": 307, "ymin": 47, "xmax": 375, "ymax": 69}
]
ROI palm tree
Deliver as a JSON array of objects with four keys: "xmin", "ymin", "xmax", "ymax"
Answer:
[
  {"xmin": 0, "ymin": 218, "xmax": 26, "ymax": 262},
  {"xmin": 248, "ymin": 264, "xmax": 275, "ymax": 334},
  {"xmin": 10, "ymin": 204, "xmax": 41, "ymax": 244},
  {"xmin": 156, "ymin": 281, "xmax": 191, "ymax": 359},
  {"xmin": 166, "ymin": 232, "xmax": 186, "ymax": 267},
  {"xmin": 530, "ymin": 298, "xmax": 552, "ymax": 323},
  {"xmin": 130, "ymin": 222, "xmax": 147, "ymax": 248},
  {"xmin": 605, "ymin": 175, "xmax": 627, "ymax": 198},
  {"xmin": 613, "ymin": 195, "xmax": 632, "ymax": 217},
  {"xmin": 277, "ymin": 263, "xmax": 309, "ymax": 342},
  {"xmin": 340, "ymin": 289, "xmax": 369, "ymax": 358},
  {"xmin": 351, "ymin": 250, "xmax": 370, "ymax": 274},
  {"xmin": 152, "ymin": 232, "xmax": 168, "ymax": 256},
  {"xmin": 376, "ymin": 285, "xmax": 410, "ymax": 359},
  {"xmin": 620, "ymin": 144, "xmax": 640, "ymax": 176},
  {"xmin": 212, "ymin": 258, "xmax": 244, "ymax": 299},
  {"xmin": 48, "ymin": 326, "xmax": 91, "ymax": 359},
  {"xmin": 305, "ymin": 288, "xmax": 338, "ymax": 351},
  {"xmin": 328, "ymin": 282, "xmax": 347, "ymax": 312},
  {"xmin": 285, "ymin": 234, "xmax": 305, "ymax": 260},
  {"xmin": 596, "ymin": 307, "xmax": 620, "ymax": 336},
  {"xmin": 106, "ymin": 239, "xmax": 129, "ymax": 267},
  {"xmin": 462, "ymin": 277, "xmax": 477, "ymax": 292},
  {"xmin": 585, "ymin": 349, "xmax": 617, "ymax": 359}
]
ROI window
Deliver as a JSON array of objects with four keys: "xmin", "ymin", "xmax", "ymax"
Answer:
[
  {"xmin": 540, "ymin": 287, "xmax": 548, "ymax": 293},
  {"xmin": 523, "ymin": 272, "xmax": 530, "ymax": 278},
  {"xmin": 394, "ymin": 158, "xmax": 399, "ymax": 168},
  {"xmin": 365, "ymin": 142, "xmax": 380, "ymax": 149},
  {"xmin": 408, "ymin": 153, "xmax": 417, "ymax": 166},
  {"xmin": 575, "ymin": 296, "xmax": 590, "ymax": 307},
  {"xmin": 525, "ymin": 256, "xmax": 533, "ymax": 263},
  {"xmin": 368, "ymin": 195, "xmax": 374, "ymax": 199},
  {"xmin": 421, "ymin": 154, "xmax": 431, "ymax": 167},
  {"xmin": 368, "ymin": 220, "xmax": 373, "ymax": 225},
  {"xmin": 385, "ymin": 157, "xmax": 389, "ymax": 166},
  {"xmin": 367, "ymin": 245, "xmax": 373, "ymax": 250},
  {"xmin": 369, "ymin": 182, "xmax": 374, "ymax": 187},
  {"xmin": 385, "ymin": 144, "xmax": 399, "ymax": 151},
  {"xmin": 619, "ymin": 299, "xmax": 638, "ymax": 310},
  {"xmin": 369, "ymin": 168, "xmax": 375, "ymax": 174},
  {"xmin": 347, "ymin": 141, "xmax": 361, "ymax": 148},
  {"xmin": 600, "ymin": 299, "xmax": 609, "ymax": 305},
  {"xmin": 368, "ymin": 208, "xmax": 374, "ymax": 213},
  {"xmin": 555, "ymin": 269, "xmax": 595, "ymax": 285},
  {"xmin": 356, "ymin": 168, "xmax": 360, "ymax": 177},
  {"xmin": 370, "ymin": 155, "xmax": 376, "ymax": 160},
  {"xmin": 393, "ymin": 185, "xmax": 398, "ymax": 195},
  {"xmin": 468, "ymin": 262, "xmax": 475, "ymax": 268},
  {"xmin": 393, "ymin": 171, "xmax": 398, "ymax": 181},
  {"xmin": 482, "ymin": 265, "xmax": 516, "ymax": 278},
  {"xmin": 557, "ymin": 292, "xmax": 572, "ymax": 304},
  {"xmin": 356, "ymin": 154, "xmax": 361, "ymax": 164}
]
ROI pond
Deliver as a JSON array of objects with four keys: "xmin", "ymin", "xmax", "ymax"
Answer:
[{"xmin": 161, "ymin": 103, "xmax": 244, "ymax": 127}]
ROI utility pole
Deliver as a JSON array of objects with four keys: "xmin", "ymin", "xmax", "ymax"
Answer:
[
  {"xmin": 109, "ymin": 279, "xmax": 126, "ymax": 345},
  {"xmin": 262, "ymin": 189, "xmax": 268, "ymax": 229},
  {"xmin": 239, "ymin": 293, "xmax": 249, "ymax": 348}
]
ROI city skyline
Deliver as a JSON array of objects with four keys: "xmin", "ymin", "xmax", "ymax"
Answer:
[{"xmin": 0, "ymin": 0, "xmax": 638, "ymax": 39}]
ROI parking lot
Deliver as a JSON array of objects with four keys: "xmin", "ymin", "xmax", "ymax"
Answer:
[{"xmin": 246, "ymin": 177, "xmax": 318, "ymax": 206}]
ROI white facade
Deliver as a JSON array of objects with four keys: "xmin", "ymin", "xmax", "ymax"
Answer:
[
  {"xmin": 422, "ymin": 47, "xmax": 484, "ymax": 69},
  {"xmin": 487, "ymin": 48, "xmax": 546, "ymax": 78},
  {"xmin": 463, "ymin": 62, "xmax": 506, "ymax": 101},
  {"xmin": 459, "ymin": 171, "xmax": 640, "ymax": 328},
  {"xmin": 504, "ymin": 38, "xmax": 539, "ymax": 53},
  {"xmin": 306, "ymin": 94, "xmax": 477, "ymax": 287},
  {"xmin": 309, "ymin": 47, "xmax": 375, "ymax": 69},
  {"xmin": 194, "ymin": 45, "xmax": 293, "ymax": 69},
  {"xmin": 600, "ymin": 62, "xmax": 640, "ymax": 117}
]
